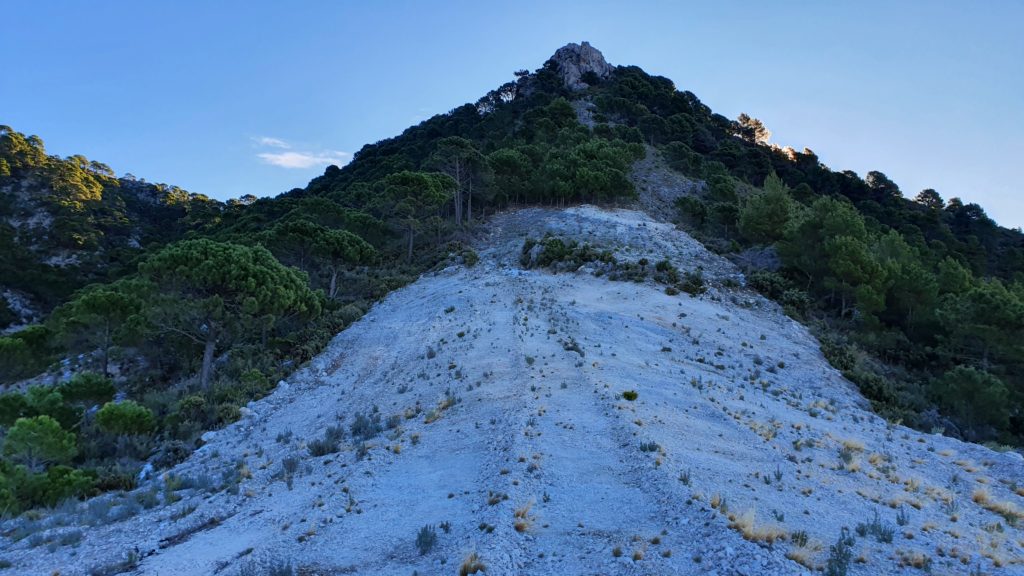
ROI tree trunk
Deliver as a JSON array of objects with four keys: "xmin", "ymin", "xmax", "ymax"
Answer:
[
  {"xmin": 200, "ymin": 326, "xmax": 217, "ymax": 389},
  {"xmin": 101, "ymin": 322, "xmax": 111, "ymax": 377},
  {"xmin": 407, "ymin": 225, "xmax": 415, "ymax": 262},
  {"xmin": 329, "ymin": 267, "xmax": 339, "ymax": 299},
  {"xmin": 453, "ymin": 158, "xmax": 463, "ymax": 226}
]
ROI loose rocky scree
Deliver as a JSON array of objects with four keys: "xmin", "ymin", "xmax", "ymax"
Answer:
[{"xmin": 1, "ymin": 206, "xmax": 1022, "ymax": 576}]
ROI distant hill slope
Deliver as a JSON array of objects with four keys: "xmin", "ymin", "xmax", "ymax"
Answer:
[
  {"xmin": 4, "ymin": 206, "xmax": 1021, "ymax": 575},
  {"xmin": 0, "ymin": 126, "xmax": 226, "ymax": 327}
]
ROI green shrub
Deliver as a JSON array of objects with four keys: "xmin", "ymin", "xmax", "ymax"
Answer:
[
  {"xmin": 216, "ymin": 403, "xmax": 241, "ymax": 425},
  {"xmin": 59, "ymin": 373, "xmax": 116, "ymax": 406},
  {"xmin": 747, "ymin": 271, "xmax": 790, "ymax": 300},
  {"xmin": 24, "ymin": 386, "xmax": 79, "ymax": 429},
  {"xmin": 308, "ymin": 434, "xmax": 339, "ymax": 457},
  {"xmin": 350, "ymin": 412, "xmax": 382, "ymax": 441},
  {"xmin": 92, "ymin": 464, "xmax": 139, "ymax": 492},
  {"xmin": 622, "ymin": 390, "xmax": 638, "ymax": 401},
  {"xmin": 237, "ymin": 369, "xmax": 270, "ymax": 397},
  {"xmin": 737, "ymin": 173, "xmax": 796, "ymax": 244},
  {"xmin": 825, "ymin": 527, "xmax": 854, "ymax": 576},
  {"xmin": 654, "ymin": 260, "xmax": 680, "ymax": 284},
  {"xmin": 521, "ymin": 236, "xmax": 615, "ymax": 270},
  {"xmin": 0, "ymin": 327, "xmax": 53, "ymax": 384},
  {"xmin": 819, "ymin": 337, "xmax": 855, "ymax": 372},
  {"xmin": 0, "ymin": 393, "xmax": 29, "ymax": 427},
  {"xmin": 96, "ymin": 401, "xmax": 156, "ymax": 436},
  {"xmin": 681, "ymin": 270, "xmax": 706, "ymax": 295},
  {"xmin": 3, "ymin": 415, "xmax": 77, "ymax": 471},
  {"xmin": 416, "ymin": 524, "xmax": 437, "ymax": 555},
  {"xmin": 0, "ymin": 461, "xmax": 95, "ymax": 513},
  {"xmin": 855, "ymin": 510, "xmax": 894, "ymax": 543},
  {"xmin": 32, "ymin": 465, "xmax": 95, "ymax": 508},
  {"xmin": 935, "ymin": 366, "xmax": 1011, "ymax": 432},
  {"xmin": 675, "ymin": 196, "xmax": 708, "ymax": 227}
]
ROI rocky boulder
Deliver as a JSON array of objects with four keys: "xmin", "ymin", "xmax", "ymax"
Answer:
[{"xmin": 548, "ymin": 41, "xmax": 614, "ymax": 91}]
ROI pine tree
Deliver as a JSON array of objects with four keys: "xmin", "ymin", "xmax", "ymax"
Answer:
[{"xmin": 140, "ymin": 239, "xmax": 321, "ymax": 388}]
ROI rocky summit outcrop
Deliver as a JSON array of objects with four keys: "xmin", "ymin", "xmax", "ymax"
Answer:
[{"xmin": 548, "ymin": 41, "xmax": 614, "ymax": 91}]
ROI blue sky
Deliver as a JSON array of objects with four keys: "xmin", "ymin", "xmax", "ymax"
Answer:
[{"xmin": 3, "ymin": 1, "xmax": 1022, "ymax": 227}]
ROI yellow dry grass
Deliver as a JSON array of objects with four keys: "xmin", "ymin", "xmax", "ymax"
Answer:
[
  {"xmin": 728, "ymin": 509, "xmax": 787, "ymax": 545},
  {"xmin": 459, "ymin": 552, "xmax": 486, "ymax": 576},
  {"xmin": 896, "ymin": 549, "xmax": 931, "ymax": 569},
  {"xmin": 841, "ymin": 438, "xmax": 865, "ymax": 452},
  {"xmin": 973, "ymin": 488, "xmax": 1024, "ymax": 524},
  {"xmin": 785, "ymin": 540, "xmax": 823, "ymax": 570},
  {"xmin": 513, "ymin": 500, "xmax": 534, "ymax": 533}
]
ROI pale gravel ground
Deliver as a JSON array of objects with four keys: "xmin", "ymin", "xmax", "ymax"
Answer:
[{"xmin": 3, "ymin": 206, "xmax": 1023, "ymax": 576}]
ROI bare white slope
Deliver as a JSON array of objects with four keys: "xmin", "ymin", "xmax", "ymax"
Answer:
[{"xmin": 5, "ymin": 206, "xmax": 1023, "ymax": 576}]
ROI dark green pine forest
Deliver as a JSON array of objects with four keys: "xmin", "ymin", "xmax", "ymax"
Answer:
[{"xmin": 0, "ymin": 53, "xmax": 1022, "ymax": 514}]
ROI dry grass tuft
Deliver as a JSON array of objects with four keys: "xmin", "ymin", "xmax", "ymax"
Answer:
[
  {"xmin": 785, "ymin": 539, "xmax": 823, "ymax": 569},
  {"xmin": 513, "ymin": 500, "xmax": 534, "ymax": 533},
  {"xmin": 459, "ymin": 552, "xmax": 486, "ymax": 576},
  {"xmin": 955, "ymin": 459, "xmax": 979, "ymax": 473},
  {"xmin": 896, "ymin": 549, "xmax": 931, "ymax": 569},
  {"xmin": 728, "ymin": 509, "xmax": 787, "ymax": 544},
  {"xmin": 709, "ymin": 493, "xmax": 723, "ymax": 510},
  {"xmin": 973, "ymin": 488, "xmax": 1024, "ymax": 524},
  {"xmin": 924, "ymin": 485, "xmax": 953, "ymax": 504},
  {"xmin": 973, "ymin": 487, "xmax": 991, "ymax": 504},
  {"xmin": 841, "ymin": 438, "xmax": 865, "ymax": 452}
]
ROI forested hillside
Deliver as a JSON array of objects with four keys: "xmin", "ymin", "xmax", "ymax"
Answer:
[
  {"xmin": 0, "ymin": 42, "xmax": 1021, "ymax": 516},
  {"xmin": 0, "ymin": 129, "xmax": 226, "ymax": 326},
  {"xmin": 586, "ymin": 67, "xmax": 1024, "ymax": 443}
]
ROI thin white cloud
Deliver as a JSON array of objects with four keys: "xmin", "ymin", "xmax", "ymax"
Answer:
[
  {"xmin": 257, "ymin": 150, "xmax": 351, "ymax": 169},
  {"xmin": 254, "ymin": 136, "xmax": 291, "ymax": 149},
  {"xmin": 251, "ymin": 136, "xmax": 350, "ymax": 169}
]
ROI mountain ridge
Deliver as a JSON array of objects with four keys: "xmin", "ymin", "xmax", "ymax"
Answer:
[{"xmin": 0, "ymin": 42, "xmax": 1023, "ymax": 575}]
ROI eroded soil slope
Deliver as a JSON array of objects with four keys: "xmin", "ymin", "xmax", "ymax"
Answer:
[{"xmin": 4, "ymin": 207, "xmax": 1023, "ymax": 576}]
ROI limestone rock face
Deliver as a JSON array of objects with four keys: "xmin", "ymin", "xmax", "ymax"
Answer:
[{"xmin": 548, "ymin": 41, "xmax": 613, "ymax": 91}]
